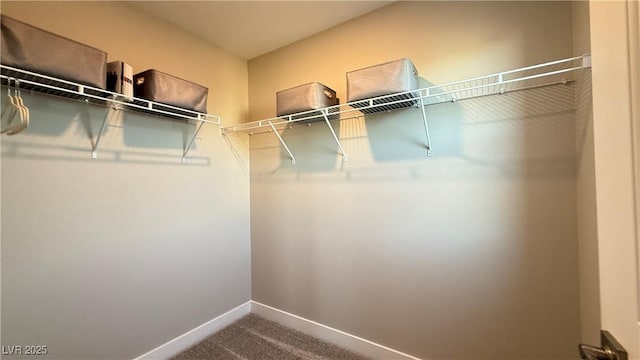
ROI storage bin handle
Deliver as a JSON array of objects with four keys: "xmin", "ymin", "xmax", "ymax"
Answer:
[{"xmin": 323, "ymin": 89, "xmax": 335, "ymax": 99}]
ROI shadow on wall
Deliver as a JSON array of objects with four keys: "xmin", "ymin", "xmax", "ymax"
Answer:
[
  {"xmin": 122, "ymin": 112, "xmax": 192, "ymax": 150},
  {"xmin": 575, "ymin": 68, "xmax": 593, "ymax": 161},
  {"xmin": 276, "ymin": 119, "xmax": 344, "ymax": 172},
  {"xmin": 267, "ymin": 77, "xmax": 464, "ymax": 169},
  {"xmin": 458, "ymin": 82, "xmax": 577, "ymax": 178},
  {"xmin": 252, "ymin": 82, "xmax": 577, "ymax": 181},
  {"xmin": 7, "ymin": 93, "xmax": 80, "ymax": 137},
  {"xmin": 223, "ymin": 132, "xmax": 251, "ymax": 178},
  {"xmin": 1, "ymin": 91, "xmax": 211, "ymax": 166},
  {"xmin": 366, "ymin": 77, "xmax": 463, "ymax": 161}
]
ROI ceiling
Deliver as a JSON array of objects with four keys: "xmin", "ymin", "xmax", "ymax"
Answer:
[{"xmin": 130, "ymin": 1, "xmax": 394, "ymax": 60}]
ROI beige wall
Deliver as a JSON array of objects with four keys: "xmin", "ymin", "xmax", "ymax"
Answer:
[
  {"xmin": 248, "ymin": 2, "xmax": 580, "ymax": 359},
  {"xmin": 249, "ymin": 1, "xmax": 573, "ymax": 121},
  {"xmin": 1, "ymin": 2, "xmax": 251, "ymax": 359},
  {"xmin": 572, "ymin": 0, "xmax": 601, "ymax": 346}
]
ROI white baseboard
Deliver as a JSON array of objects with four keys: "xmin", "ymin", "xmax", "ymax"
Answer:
[
  {"xmin": 133, "ymin": 300, "xmax": 421, "ymax": 360},
  {"xmin": 134, "ymin": 301, "xmax": 252, "ymax": 360},
  {"xmin": 250, "ymin": 301, "xmax": 422, "ymax": 360}
]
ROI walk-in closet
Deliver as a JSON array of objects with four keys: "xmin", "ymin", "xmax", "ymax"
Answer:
[{"xmin": 1, "ymin": 1, "xmax": 638, "ymax": 360}]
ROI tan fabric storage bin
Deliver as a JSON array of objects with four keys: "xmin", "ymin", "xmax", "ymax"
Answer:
[{"xmin": 1, "ymin": 15, "xmax": 107, "ymax": 89}]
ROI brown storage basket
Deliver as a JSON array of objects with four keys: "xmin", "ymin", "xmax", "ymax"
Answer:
[
  {"xmin": 133, "ymin": 69, "xmax": 208, "ymax": 113},
  {"xmin": 1, "ymin": 15, "xmax": 107, "ymax": 89},
  {"xmin": 347, "ymin": 58, "xmax": 419, "ymax": 113},
  {"xmin": 277, "ymin": 82, "xmax": 339, "ymax": 116}
]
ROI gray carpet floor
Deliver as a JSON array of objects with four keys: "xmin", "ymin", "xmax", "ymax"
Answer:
[{"xmin": 172, "ymin": 313, "xmax": 371, "ymax": 360}]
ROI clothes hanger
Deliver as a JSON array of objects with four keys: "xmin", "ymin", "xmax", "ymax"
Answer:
[
  {"xmin": 12, "ymin": 81, "xmax": 29, "ymax": 132},
  {"xmin": 1, "ymin": 79, "xmax": 22, "ymax": 134},
  {"xmin": 2, "ymin": 79, "xmax": 29, "ymax": 135},
  {"xmin": 0, "ymin": 84, "xmax": 18, "ymax": 132}
]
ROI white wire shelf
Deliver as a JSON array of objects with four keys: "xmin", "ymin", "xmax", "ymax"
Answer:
[
  {"xmin": 222, "ymin": 54, "xmax": 591, "ymax": 163},
  {"xmin": 1, "ymin": 64, "xmax": 221, "ymax": 163},
  {"xmin": 0, "ymin": 65, "xmax": 221, "ymax": 124}
]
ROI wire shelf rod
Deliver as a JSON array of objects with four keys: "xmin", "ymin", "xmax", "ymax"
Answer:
[
  {"xmin": 0, "ymin": 65, "xmax": 222, "ymax": 164},
  {"xmin": 236, "ymin": 78, "xmax": 575, "ymax": 136},
  {"xmin": 223, "ymin": 55, "xmax": 590, "ymax": 134},
  {"xmin": 1, "ymin": 64, "xmax": 216, "ymax": 120},
  {"xmin": 0, "ymin": 66, "xmax": 221, "ymax": 124}
]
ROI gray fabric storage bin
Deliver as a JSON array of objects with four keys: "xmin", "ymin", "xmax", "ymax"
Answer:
[
  {"xmin": 1, "ymin": 15, "xmax": 107, "ymax": 89},
  {"xmin": 347, "ymin": 58, "xmax": 418, "ymax": 101},
  {"xmin": 347, "ymin": 58, "xmax": 419, "ymax": 113},
  {"xmin": 133, "ymin": 69, "xmax": 208, "ymax": 113},
  {"xmin": 277, "ymin": 82, "xmax": 339, "ymax": 117}
]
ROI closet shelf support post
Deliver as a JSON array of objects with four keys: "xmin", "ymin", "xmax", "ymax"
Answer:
[
  {"xmin": 322, "ymin": 109, "xmax": 347, "ymax": 162},
  {"xmin": 268, "ymin": 120, "xmax": 296, "ymax": 165},
  {"xmin": 419, "ymin": 96, "xmax": 433, "ymax": 157},
  {"xmin": 182, "ymin": 119, "xmax": 205, "ymax": 164},
  {"xmin": 92, "ymin": 103, "xmax": 118, "ymax": 159}
]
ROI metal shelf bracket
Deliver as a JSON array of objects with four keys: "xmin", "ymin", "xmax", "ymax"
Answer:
[
  {"xmin": 1, "ymin": 65, "xmax": 222, "ymax": 165},
  {"xmin": 268, "ymin": 120, "xmax": 296, "ymax": 164},
  {"xmin": 418, "ymin": 97, "xmax": 433, "ymax": 157},
  {"xmin": 182, "ymin": 118, "xmax": 205, "ymax": 164},
  {"xmin": 91, "ymin": 103, "xmax": 119, "ymax": 159},
  {"xmin": 321, "ymin": 109, "xmax": 347, "ymax": 162}
]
